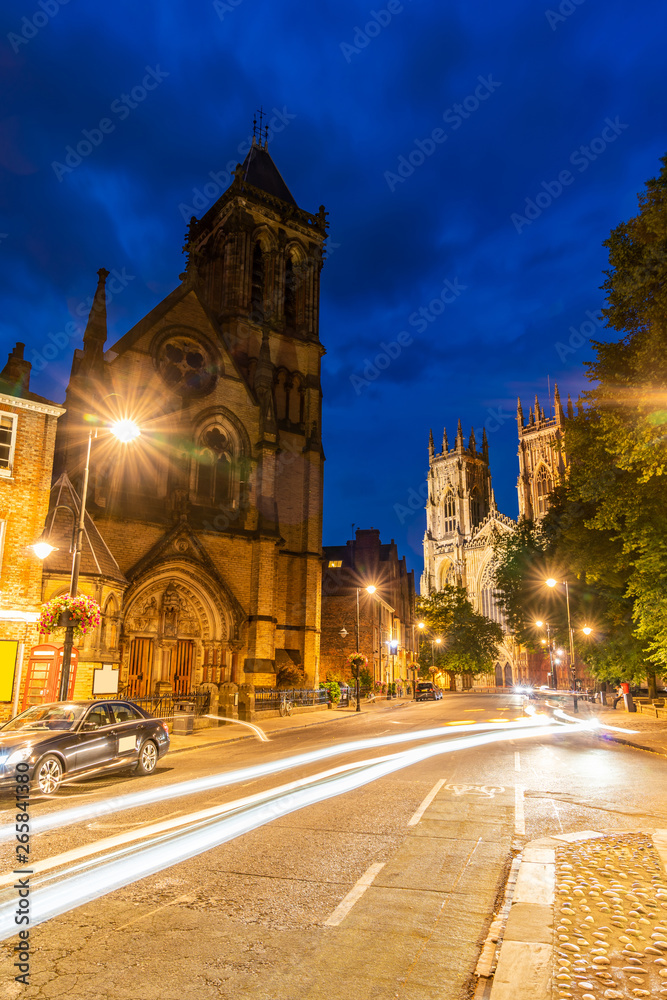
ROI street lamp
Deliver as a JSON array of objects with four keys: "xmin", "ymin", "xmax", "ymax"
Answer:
[
  {"xmin": 535, "ymin": 619, "xmax": 556, "ymax": 689},
  {"xmin": 33, "ymin": 420, "xmax": 141, "ymax": 701},
  {"xmin": 353, "ymin": 584, "xmax": 376, "ymax": 713},
  {"xmin": 546, "ymin": 577, "xmax": 578, "ymax": 712}
]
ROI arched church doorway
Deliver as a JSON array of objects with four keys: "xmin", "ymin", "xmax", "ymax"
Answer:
[
  {"xmin": 122, "ymin": 570, "xmax": 233, "ymax": 699},
  {"xmin": 494, "ymin": 662, "xmax": 502, "ymax": 687},
  {"xmin": 504, "ymin": 664, "xmax": 513, "ymax": 687},
  {"xmin": 127, "ymin": 637, "xmax": 154, "ymax": 699}
]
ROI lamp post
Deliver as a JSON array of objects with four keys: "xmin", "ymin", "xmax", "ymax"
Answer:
[
  {"xmin": 353, "ymin": 584, "xmax": 376, "ymax": 713},
  {"xmin": 546, "ymin": 577, "xmax": 578, "ymax": 713},
  {"xmin": 535, "ymin": 619, "xmax": 556, "ymax": 689},
  {"xmin": 33, "ymin": 420, "xmax": 140, "ymax": 701}
]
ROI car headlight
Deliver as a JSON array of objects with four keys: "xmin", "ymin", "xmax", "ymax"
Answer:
[{"xmin": 6, "ymin": 748, "xmax": 33, "ymax": 766}]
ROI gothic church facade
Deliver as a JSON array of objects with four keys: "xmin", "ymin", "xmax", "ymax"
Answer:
[
  {"xmin": 47, "ymin": 137, "xmax": 327, "ymax": 704},
  {"xmin": 421, "ymin": 385, "xmax": 571, "ymax": 686}
]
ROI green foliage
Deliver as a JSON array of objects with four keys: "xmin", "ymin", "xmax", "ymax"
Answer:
[
  {"xmin": 323, "ymin": 680, "xmax": 340, "ymax": 703},
  {"xmin": 493, "ymin": 155, "xmax": 667, "ymax": 681},
  {"xmin": 276, "ymin": 664, "xmax": 305, "ymax": 689},
  {"xmin": 416, "ymin": 586, "xmax": 503, "ymax": 677},
  {"xmin": 359, "ymin": 667, "xmax": 373, "ymax": 688}
]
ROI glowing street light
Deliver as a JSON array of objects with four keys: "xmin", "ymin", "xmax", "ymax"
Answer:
[
  {"xmin": 31, "ymin": 541, "xmax": 58, "ymax": 561},
  {"xmin": 582, "ymin": 626, "xmax": 593, "ymax": 636},
  {"xmin": 31, "ymin": 418, "xmax": 141, "ymax": 700},
  {"xmin": 353, "ymin": 584, "xmax": 378, "ymax": 712},
  {"xmin": 109, "ymin": 418, "xmax": 141, "ymax": 443}
]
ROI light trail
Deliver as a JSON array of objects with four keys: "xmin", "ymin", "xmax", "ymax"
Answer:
[
  {"xmin": 201, "ymin": 715, "xmax": 269, "ymax": 741},
  {"xmin": 0, "ymin": 719, "xmax": 591, "ymax": 939},
  {"xmin": 0, "ymin": 716, "xmax": 554, "ymax": 843}
]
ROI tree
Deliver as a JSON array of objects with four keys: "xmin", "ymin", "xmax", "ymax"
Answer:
[
  {"xmin": 493, "ymin": 156, "xmax": 667, "ymax": 687},
  {"xmin": 561, "ymin": 155, "xmax": 667, "ymax": 676},
  {"xmin": 416, "ymin": 587, "xmax": 503, "ymax": 686}
]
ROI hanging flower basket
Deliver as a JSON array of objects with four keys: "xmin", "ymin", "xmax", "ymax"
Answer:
[
  {"xmin": 39, "ymin": 594, "xmax": 101, "ymax": 641},
  {"xmin": 346, "ymin": 652, "xmax": 367, "ymax": 677},
  {"xmin": 408, "ymin": 662, "xmax": 420, "ymax": 671}
]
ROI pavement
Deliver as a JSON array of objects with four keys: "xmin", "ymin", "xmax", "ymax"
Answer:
[
  {"xmin": 481, "ymin": 698, "xmax": 667, "ymax": 1000},
  {"xmin": 168, "ymin": 693, "xmax": 667, "ymax": 759},
  {"xmin": 166, "ymin": 695, "xmax": 422, "ymax": 752},
  {"xmin": 161, "ymin": 692, "xmax": 667, "ymax": 1000}
]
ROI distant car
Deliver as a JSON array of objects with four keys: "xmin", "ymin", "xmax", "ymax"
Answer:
[
  {"xmin": 0, "ymin": 700, "xmax": 170, "ymax": 795},
  {"xmin": 416, "ymin": 682, "xmax": 438, "ymax": 702},
  {"xmin": 513, "ymin": 685, "xmax": 535, "ymax": 698}
]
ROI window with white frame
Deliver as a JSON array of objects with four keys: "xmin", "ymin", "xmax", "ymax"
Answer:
[{"xmin": 0, "ymin": 413, "xmax": 17, "ymax": 476}]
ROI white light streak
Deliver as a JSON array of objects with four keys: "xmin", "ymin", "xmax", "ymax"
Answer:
[
  {"xmin": 0, "ymin": 722, "xmax": 580, "ymax": 938},
  {"xmin": 0, "ymin": 717, "xmax": 554, "ymax": 844}
]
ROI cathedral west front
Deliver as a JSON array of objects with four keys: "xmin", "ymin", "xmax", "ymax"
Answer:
[{"xmin": 420, "ymin": 386, "xmax": 570, "ymax": 687}]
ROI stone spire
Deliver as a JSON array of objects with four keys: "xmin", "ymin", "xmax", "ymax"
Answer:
[
  {"xmin": 428, "ymin": 428, "xmax": 435, "ymax": 459},
  {"xmin": 455, "ymin": 418, "xmax": 464, "ymax": 451},
  {"xmin": 517, "ymin": 396, "xmax": 524, "ymax": 429},
  {"xmin": 79, "ymin": 268, "xmax": 109, "ymax": 376},
  {"xmin": 554, "ymin": 382, "xmax": 565, "ymax": 423},
  {"xmin": 442, "ymin": 427, "xmax": 448, "ymax": 452},
  {"xmin": 567, "ymin": 393, "xmax": 574, "ymax": 419},
  {"xmin": 482, "ymin": 426, "xmax": 489, "ymax": 462},
  {"xmin": 534, "ymin": 394, "xmax": 540, "ymax": 423},
  {"xmin": 468, "ymin": 427, "xmax": 476, "ymax": 454}
]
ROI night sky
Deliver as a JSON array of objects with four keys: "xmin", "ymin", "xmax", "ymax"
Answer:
[{"xmin": 1, "ymin": 0, "xmax": 665, "ymax": 577}]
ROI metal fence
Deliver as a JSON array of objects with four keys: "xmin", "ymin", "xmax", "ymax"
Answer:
[
  {"xmin": 255, "ymin": 688, "xmax": 328, "ymax": 711},
  {"xmin": 94, "ymin": 691, "xmax": 211, "ymax": 721}
]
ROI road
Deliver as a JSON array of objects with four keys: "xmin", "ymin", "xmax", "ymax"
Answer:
[{"xmin": 1, "ymin": 693, "xmax": 666, "ymax": 1000}]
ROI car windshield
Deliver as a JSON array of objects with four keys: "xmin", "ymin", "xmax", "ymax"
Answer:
[
  {"xmin": 417, "ymin": 683, "xmax": 432, "ymax": 690},
  {"xmin": 1, "ymin": 704, "xmax": 87, "ymax": 732}
]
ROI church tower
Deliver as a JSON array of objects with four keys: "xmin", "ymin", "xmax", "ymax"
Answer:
[
  {"xmin": 421, "ymin": 420, "xmax": 494, "ymax": 593},
  {"xmin": 52, "ymin": 128, "xmax": 328, "ymax": 701},
  {"xmin": 517, "ymin": 384, "xmax": 571, "ymax": 520}
]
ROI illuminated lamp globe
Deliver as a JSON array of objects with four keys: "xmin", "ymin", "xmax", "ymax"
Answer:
[
  {"xmin": 366, "ymin": 585, "xmax": 376, "ymax": 595},
  {"xmin": 31, "ymin": 541, "xmax": 57, "ymax": 560},
  {"xmin": 546, "ymin": 578, "xmax": 557, "ymax": 588},
  {"xmin": 110, "ymin": 419, "xmax": 141, "ymax": 443},
  {"xmin": 582, "ymin": 626, "xmax": 592, "ymax": 636}
]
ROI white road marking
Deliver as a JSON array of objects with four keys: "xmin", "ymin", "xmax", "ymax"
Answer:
[
  {"xmin": 323, "ymin": 862, "xmax": 385, "ymax": 927},
  {"xmin": 515, "ymin": 784, "xmax": 526, "ymax": 836},
  {"xmin": 549, "ymin": 798, "xmax": 564, "ymax": 832},
  {"xmin": 445, "ymin": 784, "xmax": 504, "ymax": 799},
  {"xmin": 407, "ymin": 778, "xmax": 446, "ymax": 826},
  {"xmin": 515, "ymin": 751, "xmax": 521, "ymax": 772}
]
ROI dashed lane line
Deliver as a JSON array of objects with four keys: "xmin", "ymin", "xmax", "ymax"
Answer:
[
  {"xmin": 407, "ymin": 778, "xmax": 447, "ymax": 827},
  {"xmin": 323, "ymin": 862, "xmax": 386, "ymax": 927}
]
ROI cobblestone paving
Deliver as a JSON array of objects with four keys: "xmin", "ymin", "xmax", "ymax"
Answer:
[{"xmin": 553, "ymin": 833, "xmax": 667, "ymax": 1000}]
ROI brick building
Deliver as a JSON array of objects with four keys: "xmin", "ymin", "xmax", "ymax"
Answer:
[
  {"xmin": 321, "ymin": 528, "xmax": 416, "ymax": 689},
  {"xmin": 47, "ymin": 135, "xmax": 327, "ymax": 708},
  {"xmin": 0, "ymin": 344, "xmax": 64, "ymax": 720}
]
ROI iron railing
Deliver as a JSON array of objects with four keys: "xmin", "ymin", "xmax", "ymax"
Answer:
[
  {"xmin": 94, "ymin": 691, "xmax": 211, "ymax": 721},
  {"xmin": 254, "ymin": 688, "xmax": 328, "ymax": 711}
]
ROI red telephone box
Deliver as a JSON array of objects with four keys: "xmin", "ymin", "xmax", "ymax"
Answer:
[{"xmin": 22, "ymin": 644, "xmax": 78, "ymax": 710}]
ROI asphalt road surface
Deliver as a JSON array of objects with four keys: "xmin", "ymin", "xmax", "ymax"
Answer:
[{"xmin": 1, "ymin": 693, "xmax": 666, "ymax": 1000}]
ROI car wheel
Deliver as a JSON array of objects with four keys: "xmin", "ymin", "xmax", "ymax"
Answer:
[
  {"xmin": 35, "ymin": 754, "xmax": 63, "ymax": 794},
  {"xmin": 137, "ymin": 740, "xmax": 158, "ymax": 775}
]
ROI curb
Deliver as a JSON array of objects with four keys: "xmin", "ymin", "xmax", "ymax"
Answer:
[
  {"xmin": 167, "ymin": 703, "xmax": 376, "ymax": 756},
  {"xmin": 484, "ymin": 829, "xmax": 667, "ymax": 1000}
]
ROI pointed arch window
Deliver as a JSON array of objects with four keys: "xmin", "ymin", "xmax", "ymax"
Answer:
[
  {"xmin": 284, "ymin": 254, "xmax": 296, "ymax": 330},
  {"xmin": 470, "ymin": 487, "xmax": 482, "ymax": 527},
  {"xmin": 480, "ymin": 561, "xmax": 505, "ymax": 627},
  {"xmin": 196, "ymin": 426, "xmax": 233, "ymax": 506},
  {"xmin": 443, "ymin": 490, "xmax": 456, "ymax": 533},
  {"xmin": 251, "ymin": 242, "xmax": 264, "ymax": 322},
  {"xmin": 535, "ymin": 465, "xmax": 552, "ymax": 515}
]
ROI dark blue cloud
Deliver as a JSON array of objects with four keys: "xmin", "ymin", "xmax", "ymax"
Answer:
[{"xmin": 0, "ymin": 0, "xmax": 665, "ymax": 575}]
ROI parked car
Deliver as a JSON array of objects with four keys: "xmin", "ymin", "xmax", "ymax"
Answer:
[
  {"xmin": 0, "ymin": 699, "xmax": 170, "ymax": 794},
  {"xmin": 416, "ymin": 682, "xmax": 438, "ymax": 702}
]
